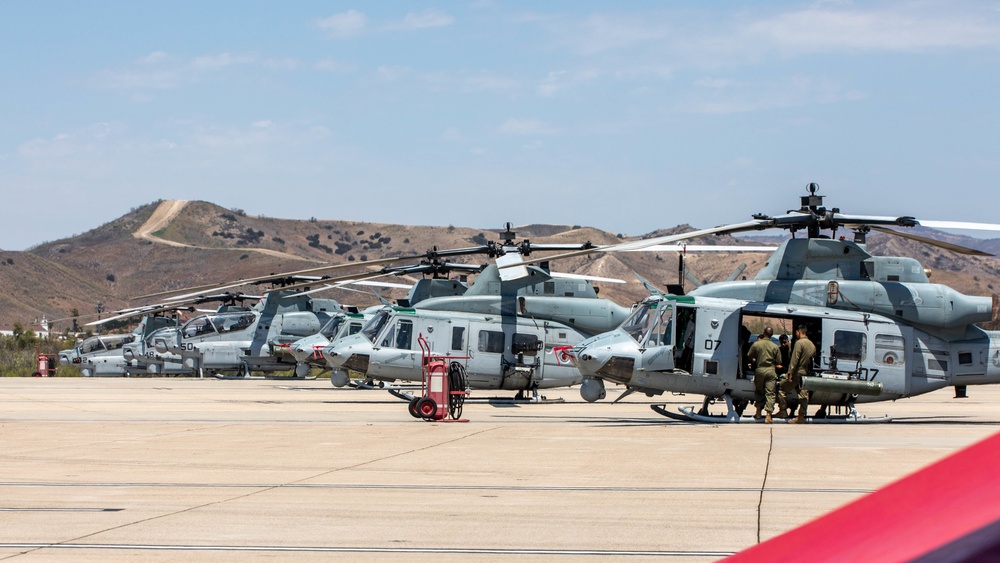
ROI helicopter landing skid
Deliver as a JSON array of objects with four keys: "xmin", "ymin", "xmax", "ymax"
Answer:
[
  {"xmin": 387, "ymin": 387, "xmax": 417, "ymax": 402},
  {"xmin": 211, "ymin": 373, "xmax": 265, "ymax": 380},
  {"xmin": 651, "ymin": 394, "xmax": 892, "ymax": 424}
]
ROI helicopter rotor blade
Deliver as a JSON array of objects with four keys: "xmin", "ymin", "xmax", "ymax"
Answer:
[
  {"xmin": 85, "ymin": 304, "xmax": 196, "ymax": 326},
  {"xmin": 272, "ymin": 270, "xmax": 407, "ymax": 296},
  {"xmin": 548, "ymin": 272, "xmax": 627, "ymax": 284},
  {"xmin": 134, "ymin": 252, "xmax": 439, "ymax": 301},
  {"xmin": 632, "ymin": 271, "xmax": 664, "ymax": 295},
  {"xmin": 917, "ymin": 220, "xmax": 1000, "ymax": 232},
  {"xmin": 870, "ymin": 227, "xmax": 993, "ymax": 257},
  {"xmin": 506, "ymin": 219, "xmax": 774, "ymax": 270},
  {"xmin": 726, "ymin": 263, "xmax": 748, "ymax": 282},
  {"xmin": 622, "ymin": 244, "xmax": 778, "ymax": 252}
]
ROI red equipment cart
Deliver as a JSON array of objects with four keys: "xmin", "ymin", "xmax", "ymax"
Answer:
[
  {"xmin": 408, "ymin": 334, "xmax": 469, "ymax": 421},
  {"xmin": 33, "ymin": 345, "xmax": 58, "ymax": 377}
]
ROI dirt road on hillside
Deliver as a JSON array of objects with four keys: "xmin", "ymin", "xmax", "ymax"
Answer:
[{"xmin": 133, "ymin": 200, "xmax": 320, "ymax": 262}]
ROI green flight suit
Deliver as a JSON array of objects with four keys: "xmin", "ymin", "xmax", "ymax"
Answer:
[
  {"xmin": 747, "ymin": 338, "xmax": 779, "ymax": 413},
  {"xmin": 779, "ymin": 337, "xmax": 816, "ymax": 416}
]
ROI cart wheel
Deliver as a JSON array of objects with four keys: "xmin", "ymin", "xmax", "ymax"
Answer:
[
  {"xmin": 415, "ymin": 397, "xmax": 437, "ymax": 419},
  {"xmin": 407, "ymin": 398, "xmax": 421, "ymax": 418}
]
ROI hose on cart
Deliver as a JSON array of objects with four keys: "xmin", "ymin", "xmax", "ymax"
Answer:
[{"xmin": 448, "ymin": 361, "xmax": 468, "ymax": 420}]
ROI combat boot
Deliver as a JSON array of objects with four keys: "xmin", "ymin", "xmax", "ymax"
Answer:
[
  {"xmin": 789, "ymin": 411, "xmax": 806, "ymax": 424},
  {"xmin": 753, "ymin": 406, "xmax": 763, "ymax": 419},
  {"xmin": 765, "ymin": 412, "xmax": 773, "ymax": 424}
]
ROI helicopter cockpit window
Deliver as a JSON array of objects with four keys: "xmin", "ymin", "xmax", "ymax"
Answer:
[
  {"xmin": 646, "ymin": 304, "xmax": 673, "ymax": 347},
  {"xmin": 145, "ymin": 328, "xmax": 169, "ymax": 346},
  {"xmin": 361, "ymin": 311, "xmax": 390, "ymax": 342},
  {"xmin": 103, "ymin": 334, "xmax": 135, "ymax": 351},
  {"xmin": 621, "ymin": 303, "xmax": 653, "ymax": 343},
  {"xmin": 80, "ymin": 336, "xmax": 106, "ymax": 354},
  {"xmin": 211, "ymin": 312, "xmax": 256, "ymax": 334},
  {"xmin": 622, "ymin": 302, "xmax": 672, "ymax": 346},
  {"xmin": 347, "ymin": 322, "xmax": 363, "ymax": 336},
  {"xmin": 319, "ymin": 317, "xmax": 344, "ymax": 339},
  {"xmin": 379, "ymin": 319, "xmax": 414, "ymax": 349},
  {"xmin": 833, "ymin": 330, "xmax": 867, "ymax": 363},
  {"xmin": 182, "ymin": 316, "xmax": 217, "ymax": 338}
]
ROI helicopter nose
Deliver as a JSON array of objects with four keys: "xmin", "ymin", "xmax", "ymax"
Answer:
[
  {"xmin": 322, "ymin": 346, "xmax": 347, "ymax": 368},
  {"xmin": 571, "ymin": 343, "xmax": 610, "ymax": 376}
]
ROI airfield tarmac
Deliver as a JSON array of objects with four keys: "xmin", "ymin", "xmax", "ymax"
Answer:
[{"xmin": 0, "ymin": 378, "xmax": 998, "ymax": 562}]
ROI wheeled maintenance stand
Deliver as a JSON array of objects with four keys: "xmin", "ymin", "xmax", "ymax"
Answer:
[{"xmin": 408, "ymin": 335, "xmax": 469, "ymax": 422}]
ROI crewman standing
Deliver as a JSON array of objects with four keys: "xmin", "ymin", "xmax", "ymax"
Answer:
[
  {"xmin": 746, "ymin": 327, "xmax": 779, "ymax": 424},
  {"xmin": 780, "ymin": 325, "xmax": 816, "ymax": 424}
]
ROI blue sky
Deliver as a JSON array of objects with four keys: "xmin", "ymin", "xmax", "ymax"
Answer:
[{"xmin": 2, "ymin": 1, "xmax": 999, "ymax": 250}]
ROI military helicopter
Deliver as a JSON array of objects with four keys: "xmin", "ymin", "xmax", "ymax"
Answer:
[
  {"xmin": 57, "ymin": 294, "xmax": 255, "ymax": 377},
  {"xmin": 282, "ymin": 277, "xmax": 461, "ymax": 379},
  {"xmin": 132, "ymin": 277, "xmax": 352, "ymax": 378},
  {"xmin": 119, "ymin": 292, "xmax": 264, "ymax": 376},
  {"xmin": 317, "ymin": 229, "xmax": 634, "ymax": 398},
  {"xmin": 563, "ymin": 184, "xmax": 1000, "ymax": 422}
]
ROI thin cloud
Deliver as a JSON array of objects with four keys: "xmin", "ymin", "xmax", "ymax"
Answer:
[
  {"xmin": 389, "ymin": 9, "xmax": 455, "ymax": 30},
  {"xmin": 316, "ymin": 10, "xmax": 368, "ymax": 38},
  {"xmin": 498, "ymin": 118, "xmax": 557, "ymax": 135},
  {"xmin": 538, "ymin": 68, "xmax": 600, "ymax": 97},
  {"xmin": 190, "ymin": 53, "xmax": 254, "ymax": 71},
  {"xmin": 315, "ymin": 59, "xmax": 354, "ymax": 73},
  {"xmin": 533, "ymin": 5, "xmax": 1000, "ymax": 71},
  {"xmin": 94, "ymin": 52, "xmax": 300, "ymax": 92},
  {"xmin": 745, "ymin": 6, "xmax": 1000, "ymax": 54},
  {"xmin": 681, "ymin": 75, "xmax": 866, "ymax": 114}
]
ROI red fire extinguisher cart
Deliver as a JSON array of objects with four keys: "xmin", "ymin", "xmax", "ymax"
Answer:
[
  {"xmin": 33, "ymin": 346, "xmax": 58, "ymax": 377},
  {"xmin": 408, "ymin": 335, "xmax": 469, "ymax": 421}
]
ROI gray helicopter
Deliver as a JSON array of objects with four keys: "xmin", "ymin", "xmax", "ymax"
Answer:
[
  {"xmin": 283, "ymin": 278, "xmax": 464, "ymax": 378},
  {"xmin": 565, "ymin": 184, "xmax": 1000, "ymax": 422},
  {"xmin": 137, "ymin": 280, "xmax": 345, "ymax": 378},
  {"xmin": 317, "ymin": 231, "xmax": 633, "ymax": 398},
  {"xmin": 57, "ymin": 294, "xmax": 253, "ymax": 377}
]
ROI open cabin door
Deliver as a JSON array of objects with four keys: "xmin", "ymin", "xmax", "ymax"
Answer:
[{"xmin": 637, "ymin": 300, "xmax": 676, "ymax": 373}]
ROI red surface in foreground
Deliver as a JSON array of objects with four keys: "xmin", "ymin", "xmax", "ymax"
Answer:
[{"xmin": 726, "ymin": 431, "xmax": 1000, "ymax": 562}]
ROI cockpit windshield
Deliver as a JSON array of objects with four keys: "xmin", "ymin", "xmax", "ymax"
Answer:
[
  {"xmin": 145, "ymin": 327, "xmax": 170, "ymax": 346},
  {"xmin": 319, "ymin": 316, "xmax": 344, "ymax": 339},
  {"xmin": 182, "ymin": 316, "xmax": 216, "ymax": 338},
  {"xmin": 620, "ymin": 300, "xmax": 673, "ymax": 346},
  {"xmin": 377, "ymin": 318, "xmax": 414, "ymax": 350},
  {"xmin": 210, "ymin": 312, "xmax": 256, "ymax": 334},
  {"xmin": 80, "ymin": 336, "xmax": 106, "ymax": 354},
  {"xmin": 360, "ymin": 311, "xmax": 390, "ymax": 342},
  {"xmin": 80, "ymin": 334, "xmax": 135, "ymax": 354},
  {"xmin": 182, "ymin": 312, "xmax": 255, "ymax": 338}
]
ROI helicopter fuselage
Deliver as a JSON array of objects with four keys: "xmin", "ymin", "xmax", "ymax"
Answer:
[{"xmin": 572, "ymin": 293, "xmax": 1000, "ymax": 405}]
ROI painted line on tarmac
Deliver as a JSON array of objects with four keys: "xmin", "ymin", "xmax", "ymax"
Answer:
[
  {"xmin": 0, "ymin": 508, "xmax": 123, "ymax": 512},
  {"xmin": 0, "ymin": 481, "xmax": 872, "ymax": 494},
  {"xmin": 0, "ymin": 543, "xmax": 735, "ymax": 557}
]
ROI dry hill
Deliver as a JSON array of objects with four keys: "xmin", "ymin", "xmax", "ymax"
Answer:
[{"xmin": 3, "ymin": 200, "xmax": 999, "ymax": 333}]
